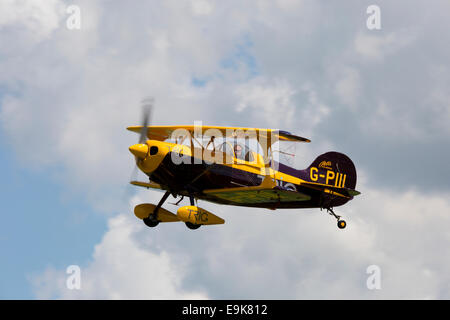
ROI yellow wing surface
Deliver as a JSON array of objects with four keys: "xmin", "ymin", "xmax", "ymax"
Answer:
[
  {"xmin": 127, "ymin": 125, "xmax": 311, "ymax": 143},
  {"xmin": 130, "ymin": 180, "xmax": 165, "ymax": 190},
  {"xmin": 204, "ymin": 181, "xmax": 358, "ymax": 205},
  {"xmin": 203, "ymin": 176, "xmax": 310, "ymax": 204},
  {"xmin": 204, "ymin": 187, "xmax": 311, "ymax": 204}
]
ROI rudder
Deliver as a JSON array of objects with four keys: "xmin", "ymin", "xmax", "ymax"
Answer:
[{"xmin": 306, "ymin": 151, "xmax": 357, "ymax": 190}]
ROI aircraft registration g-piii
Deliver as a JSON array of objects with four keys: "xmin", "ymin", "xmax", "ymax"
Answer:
[{"xmin": 127, "ymin": 122, "xmax": 361, "ymax": 230}]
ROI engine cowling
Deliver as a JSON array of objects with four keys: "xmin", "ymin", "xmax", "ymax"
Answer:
[{"xmin": 177, "ymin": 206, "xmax": 225, "ymax": 225}]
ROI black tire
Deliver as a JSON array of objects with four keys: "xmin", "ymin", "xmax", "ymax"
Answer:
[
  {"xmin": 143, "ymin": 216, "xmax": 160, "ymax": 228},
  {"xmin": 185, "ymin": 222, "xmax": 201, "ymax": 230},
  {"xmin": 337, "ymin": 220, "xmax": 347, "ymax": 229}
]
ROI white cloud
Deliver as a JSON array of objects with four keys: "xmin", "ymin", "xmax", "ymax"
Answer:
[
  {"xmin": 297, "ymin": 83, "xmax": 331, "ymax": 135},
  {"xmin": 0, "ymin": 0, "xmax": 63, "ymax": 40},
  {"xmin": 234, "ymin": 77, "xmax": 297, "ymax": 128},
  {"xmin": 354, "ymin": 30, "xmax": 416, "ymax": 61},
  {"xmin": 276, "ymin": 0, "xmax": 304, "ymax": 11},
  {"xmin": 31, "ymin": 210, "xmax": 208, "ymax": 299},
  {"xmin": 1, "ymin": 1, "xmax": 450, "ymax": 300},
  {"xmin": 334, "ymin": 67, "xmax": 361, "ymax": 109},
  {"xmin": 31, "ymin": 181, "xmax": 450, "ymax": 299},
  {"xmin": 190, "ymin": 0, "xmax": 214, "ymax": 16}
]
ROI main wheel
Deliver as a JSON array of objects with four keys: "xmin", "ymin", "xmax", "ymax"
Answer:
[
  {"xmin": 143, "ymin": 215, "xmax": 160, "ymax": 228},
  {"xmin": 337, "ymin": 220, "xmax": 347, "ymax": 229},
  {"xmin": 185, "ymin": 222, "xmax": 201, "ymax": 230}
]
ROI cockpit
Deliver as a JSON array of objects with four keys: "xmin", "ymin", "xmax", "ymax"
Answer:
[{"xmin": 218, "ymin": 142, "xmax": 254, "ymax": 162}]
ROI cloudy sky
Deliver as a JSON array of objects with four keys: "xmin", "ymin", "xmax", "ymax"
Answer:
[{"xmin": 1, "ymin": 0, "xmax": 449, "ymax": 299}]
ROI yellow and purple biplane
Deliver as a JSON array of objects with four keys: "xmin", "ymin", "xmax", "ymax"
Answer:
[{"xmin": 127, "ymin": 108, "xmax": 360, "ymax": 230}]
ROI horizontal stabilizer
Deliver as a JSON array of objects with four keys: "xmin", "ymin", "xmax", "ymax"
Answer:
[{"xmin": 300, "ymin": 181, "xmax": 360, "ymax": 198}]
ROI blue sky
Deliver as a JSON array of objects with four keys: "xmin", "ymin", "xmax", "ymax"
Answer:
[
  {"xmin": 1, "ymin": 0, "xmax": 450, "ymax": 299},
  {"xmin": 0, "ymin": 136, "xmax": 106, "ymax": 299}
]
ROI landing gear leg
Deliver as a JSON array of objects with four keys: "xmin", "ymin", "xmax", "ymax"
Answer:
[
  {"xmin": 143, "ymin": 191, "xmax": 171, "ymax": 228},
  {"xmin": 325, "ymin": 207, "xmax": 347, "ymax": 229}
]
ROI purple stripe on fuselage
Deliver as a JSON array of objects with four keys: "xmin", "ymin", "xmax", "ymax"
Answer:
[{"xmin": 271, "ymin": 161, "xmax": 309, "ymax": 181}]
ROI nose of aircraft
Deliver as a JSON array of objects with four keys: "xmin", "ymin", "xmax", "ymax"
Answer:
[{"xmin": 129, "ymin": 143, "xmax": 149, "ymax": 159}]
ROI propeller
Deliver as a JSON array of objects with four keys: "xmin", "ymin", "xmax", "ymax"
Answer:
[
  {"xmin": 129, "ymin": 97, "xmax": 153, "ymax": 158},
  {"xmin": 128, "ymin": 97, "xmax": 154, "ymax": 181},
  {"xmin": 139, "ymin": 97, "xmax": 153, "ymax": 143},
  {"xmin": 122, "ymin": 97, "xmax": 155, "ymax": 202}
]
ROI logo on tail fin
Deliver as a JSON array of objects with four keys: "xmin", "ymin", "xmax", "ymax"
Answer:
[{"xmin": 318, "ymin": 160, "xmax": 333, "ymax": 170}]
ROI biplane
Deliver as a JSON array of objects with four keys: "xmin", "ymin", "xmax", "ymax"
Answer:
[{"xmin": 127, "ymin": 109, "xmax": 360, "ymax": 230}]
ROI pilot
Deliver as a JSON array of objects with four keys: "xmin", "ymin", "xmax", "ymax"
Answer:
[{"xmin": 234, "ymin": 144, "xmax": 244, "ymax": 160}]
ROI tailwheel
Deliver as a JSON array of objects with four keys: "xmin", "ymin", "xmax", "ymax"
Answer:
[
  {"xmin": 185, "ymin": 222, "xmax": 201, "ymax": 230},
  {"xmin": 337, "ymin": 220, "xmax": 347, "ymax": 229},
  {"xmin": 324, "ymin": 207, "xmax": 347, "ymax": 230},
  {"xmin": 143, "ymin": 215, "xmax": 160, "ymax": 228}
]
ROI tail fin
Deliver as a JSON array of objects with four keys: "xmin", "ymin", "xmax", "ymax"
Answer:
[{"xmin": 306, "ymin": 151, "xmax": 357, "ymax": 190}]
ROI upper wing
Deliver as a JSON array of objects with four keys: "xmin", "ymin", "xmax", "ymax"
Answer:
[{"xmin": 127, "ymin": 125, "xmax": 311, "ymax": 144}]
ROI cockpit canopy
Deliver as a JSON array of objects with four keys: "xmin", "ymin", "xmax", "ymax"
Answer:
[{"xmin": 219, "ymin": 142, "xmax": 254, "ymax": 162}]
